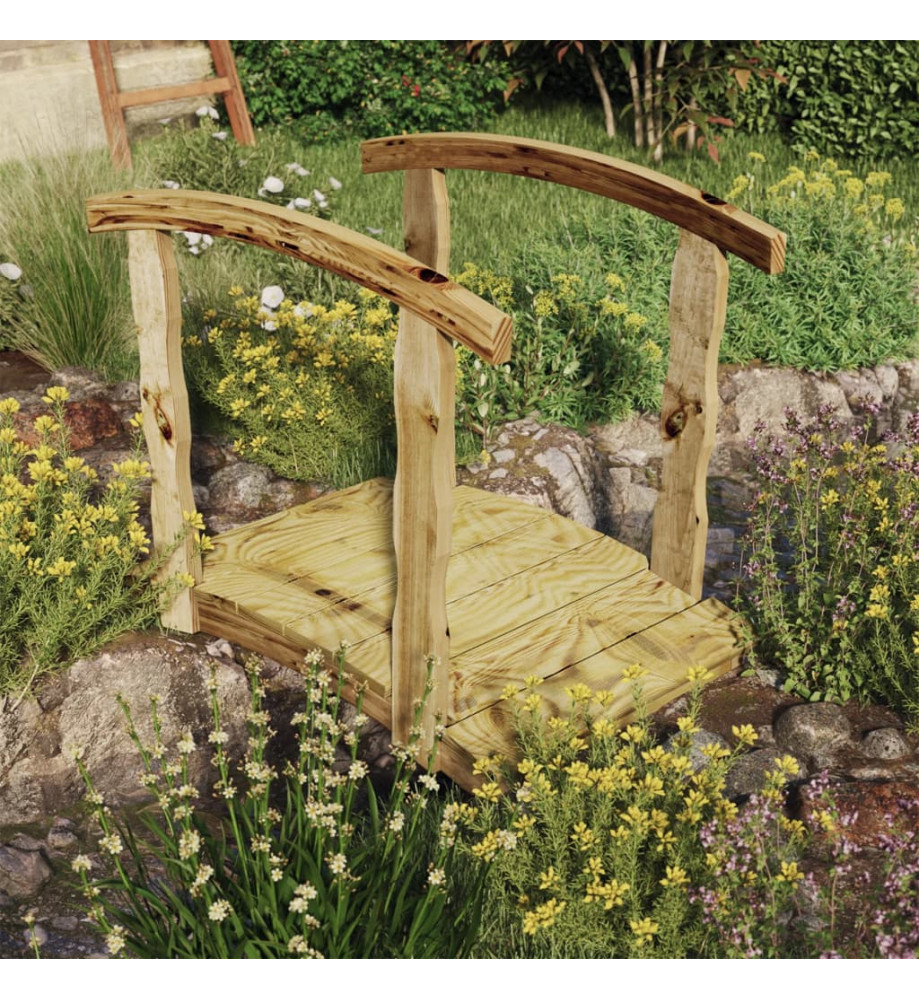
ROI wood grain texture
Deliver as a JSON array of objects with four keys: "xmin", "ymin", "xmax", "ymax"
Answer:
[
  {"xmin": 361, "ymin": 133, "xmax": 786, "ymax": 274},
  {"xmin": 86, "ymin": 190, "xmax": 512, "ymax": 364},
  {"xmin": 127, "ymin": 230, "xmax": 200, "ymax": 631},
  {"xmin": 392, "ymin": 168, "xmax": 453, "ymax": 753},
  {"xmin": 207, "ymin": 40, "xmax": 256, "ymax": 146},
  {"xmin": 87, "ymin": 41, "xmax": 131, "ymax": 170},
  {"xmin": 651, "ymin": 231, "xmax": 729, "ymax": 598}
]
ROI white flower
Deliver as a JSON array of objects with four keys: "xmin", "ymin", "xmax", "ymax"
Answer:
[
  {"xmin": 365, "ymin": 227, "xmax": 383, "ymax": 236},
  {"xmin": 286, "ymin": 162, "xmax": 310, "ymax": 177},
  {"xmin": 105, "ymin": 925, "xmax": 126, "ymax": 956},
  {"xmin": 418, "ymin": 773, "xmax": 439, "ymax": 792},
  {"xmin": 261, "ymin": 176, "xmax": 284, "ymax": 194},
  {"xmin": 208, "ymin": 899, "xmax": 232, "ymax": 922},
  {"xmin": 311, "ymin": 189, "xmax": 328, "ymax": 206},
  {"xmin": 328, "ymin": 176, "xmax": 342, "ymax": 191},
  {"xmin": 286, "ymin": 197, "xmax": 312, "ymax": 210},
  {"xmin": 293, "ymin": 302, "xmax": 314, "ymax": 318},
  {"xmin": 211, "ymin": 131, "xmax": 228, "ymax": 141},
  {"xmin": 427, "ymin": 867, "xmax": 446, "ymax": 887},
  {"xmin": 327, "ymin": 853, "xmax": 347, "ymax": 874},
  {"xmin": 0, "ymin": 262, "xmax": 22, "ymax": 281},
  {"xmin": 71, "ymin": 855, "xmax": 93, "ymax": 873},
  {"xmin": 184, "ymin": 232, "xmax": 202, "ymax": 247},
  {"xmin": 161, "ymin": 180, "xmax": 180, "ymax": 190},
  {"xmin": 196, "ymin": 105, "xmax": 219, "ymax": 120},
  {"xmin": 177, "ymin": 733, "xmax": 196, "ymax": 755},
  {"xmin": 260, "ymin": 285, "xmax": 284, "ymax": 310}
]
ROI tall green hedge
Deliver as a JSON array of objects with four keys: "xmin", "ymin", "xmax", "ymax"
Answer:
[
  {"xmin": 230, "ymin": 41, "xmax": 508, "ymax": 142},
  {"xmin": 735, "ymin": 41, "xmax": 919, "ymax": 159}
]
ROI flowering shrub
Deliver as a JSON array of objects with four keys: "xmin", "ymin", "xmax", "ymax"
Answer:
[
  {"xmin": 0, "ymin": 389, "xmax": 195, "ymax": 696},
  {"xmin": 72, "ymin": 650, "xmax": 494, "ymax": 958},
  {"xmin": 185, "ymin": 286, "xmax": 398, "ymax": 486},
  {"xmin": 453, "ymin": 262, "xmax": 666, "ymax": 442},
  {"xmin": 464, "ymin": 666, "xmax": 771, "ymax": 958},
  {"xmin": 739, "ymin": 406, "xmax": 919, "ymax": 716},
  {"xmin": 723, "ymin": 152, "xmax": 919, "ymax": 371}
]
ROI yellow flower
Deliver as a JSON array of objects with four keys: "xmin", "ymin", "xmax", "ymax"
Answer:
[
  {"xmin": 660, "ymin": 864, "xmax": 690, "ymax": 888},
  {"xmin": 630, "ymin": 917, "xmax": 659, "ymax": 944},
  {"xmin": 42, "ymin": 386, "xmax": 70, "ymax": 404},
  {"xmin": 687, "ymin": 665, "xmax": 712, "ymax": 685},
  {"xmin": 776, "ymin": 861, "xmax": 805, "ymax": 883},
  {"xmin": 885, "ymin": 197, "xmax": 905, "ymax": 222},
  {"xmin": 820, "ymin": 489, "xmax": 840, "ymax": 508},
  {"xmin": 522, "ymin": 898, "xmax": 566, "ymax": 935},
  {"xmin": 732, "ymin": 723, "xmax": 758, "ymax": 746},
  {"xmin": 0, "ymin": 398, "xmax": 21, "ymax": 416},
  {"xmin": 538, "ymin": 866, "xmax": 560, "ymax": 890},
  {"xmin": 472, "ymin": 781, "xmax": 502, "ymax": 803},
  {"xmin": 748, "ymin": 151, "xmax": 766, "ymax": 163},
  {"xmin": 46, "ymin": 557, "xmax": 77, "ymax": 578},
  {"xmin": 621, "ymin": 662, "xmax": 647, "ymax": 682},
  {"xmin": 532, "ymin": 290, "xmax": 558, "ymax": 318}
]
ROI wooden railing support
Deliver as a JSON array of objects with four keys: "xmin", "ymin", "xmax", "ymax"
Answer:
[
  {"xmin": 392, "ymin": 169, "xmax": 454, "ymax": 757},
  {"xmin": 651, "ymin": 230, "xmax": 729, "ymax": 598},
  {"xmin": 127, "ymin": 230, "xmax": 201, "ymax": 631}
]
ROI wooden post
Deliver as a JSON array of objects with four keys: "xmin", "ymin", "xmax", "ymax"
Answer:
[
  {"xmin": 651, "ymin": 229, "xmax": 729, "ymax": 599},
  {"xmin": 127, "ymin": 230, "xmax": 201, "ymax": 632},
  {"xmin": 88, "ymin": 41, "xmax": 132, "ymax": 170},
  {"xmin": 207, "ymin": 41, "xmax": 256, "ymax": 147},
  {"xmin": 391, "ymin": 168, "xmax": 454, "ymax": 759}
]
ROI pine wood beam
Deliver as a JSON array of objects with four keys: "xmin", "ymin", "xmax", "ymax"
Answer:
[{"xmin": 651, "ymin": 230, "xmax": 729, "ymax": 598}]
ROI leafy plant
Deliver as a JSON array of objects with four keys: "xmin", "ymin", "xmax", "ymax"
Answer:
[
  {"xmin": 0, "ymin": 389, "xmax": 196, "ymax": 696},
  {"xmin": 453, "ymin": 260, "xmax": 667, "ymax": 442},
  {"xmin": 71, "ymin": 649, "xmax": 493, "ymax": 958},
  {"xmin": 184, "ymin": 284, "xmax": 398, "ymax": 486},
  {"xmin": 231, "ymin": 41, "xmax": 509, "ymax": 142},
  {"xmin": 731, "ymin": 41, "xmax": 919, "ymax": 160},
  {"xmin": 739, "ymin": 406, "xmax": 919, "ymax": 717}
]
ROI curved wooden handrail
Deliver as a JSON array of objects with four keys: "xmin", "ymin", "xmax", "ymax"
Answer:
[
  {"xmin": 86, "ymin": 189, "xmax": 512, "ymax": 364},
  {"xmin": 361, "ymin": 133, "xmax": 786, "ymax": 275}
]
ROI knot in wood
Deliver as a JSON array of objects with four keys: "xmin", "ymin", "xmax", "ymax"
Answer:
[{"xmin": 664, "ymin": 408, "xmax": 686, "ymax": 439}]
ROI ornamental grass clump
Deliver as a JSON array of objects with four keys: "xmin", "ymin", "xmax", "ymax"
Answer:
[
  {"xmin": 464, "ymin": 665, "xmax": 779, "ymax": 958},
  {"xmin": 453, "ymin": 262, "xmax": 666, "ymax": 442},
  {"xmin": 185, "ymin": 285, "xmax": 398, "ymax": 486},
  {"xmin": 739, "ymin": 406, "xmax": 919, "ymax": 717},
  {"xmin": 0, "ymin": 389, "xmax": 194, "ymax": 696},
  {"xmin": 71, "ymin": 649, "xmax": 494, "ymax": 959}
]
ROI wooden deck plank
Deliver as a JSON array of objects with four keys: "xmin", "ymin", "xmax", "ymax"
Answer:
[
  {"xmin": 344, "ymin": 534, "xmax": 651, "ymax": 697},
  {"xmin": 441, "ymin": 598, "xmax": 745, "ymax": 783},
  {"xmin": 441, "ymin": 572, "xmax": 698, "ymax": 719}
]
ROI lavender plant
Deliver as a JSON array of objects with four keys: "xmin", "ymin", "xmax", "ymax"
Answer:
[{"xmin": 739, "ymin": 406, "xmax": 919, "ymax": 717}]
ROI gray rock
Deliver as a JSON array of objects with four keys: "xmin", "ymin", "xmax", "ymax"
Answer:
[
  {"xmin": 532, "ymin": 446, "xmax": 598, "ymax": 528},
  {"xmin": 46, "ymin": 828, "xmax": 78, "ymax": 850},
  {"xmin": 774, "ymin": 703, "xmax": 853, "ymax": 768},
  {"xmin": 0, "ymin": 846, "xmax": 52, "ymax": 898},
  {"xmin": 9, "ymin": 833, "xmax": 43, "ymax": 852},
  {"xmin": 725, "ymin": 747, "xmax": 807, "ymax": 799},
  {"xmin": 0, "ymin": 633, "xmax": 251, "ymax": 825},
  {"xmin": 861, "ymin": 727, "xmax": 910, "ymax": 760},
  {"xmin": 491, "ymin": 448, "xmax": 515, "ymax": 464}
]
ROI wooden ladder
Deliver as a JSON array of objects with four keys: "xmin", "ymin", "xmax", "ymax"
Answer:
[{"xmin": 88, "ymin": 40, "xmax": 255, "ymax": 170}]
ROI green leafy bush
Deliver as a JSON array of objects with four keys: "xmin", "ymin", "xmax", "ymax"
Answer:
[
  {"xmin": 740, "ymin": 407, "xmax": 919, "ymax": 717},
  {"xmin": 185, "ymin": 285, "xmax": 398, "ymax": 486},
  {"xmin": 72, "ymin": 650, "xmax": 491, "ymax": 958},
  {"xmin": 231, "ymin": 41, "xmax": 508, "ymax": 142},
  {"xmin": 732, "ymin": 41, "xmax": 919, "ymax": 160},
  {"xmin": 453, "ymin": 259, "xmax": 667, "ymax": 440},
  {"xmin": 0, "ymin": 389, "xmax": 195, "ymax": 696}
]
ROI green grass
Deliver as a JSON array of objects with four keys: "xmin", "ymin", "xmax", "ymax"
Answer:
[{"xmin": 0, "ymin": 149, "xmax": 137, "ymax": 380}]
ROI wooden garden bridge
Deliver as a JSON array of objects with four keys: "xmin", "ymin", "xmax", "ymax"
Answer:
[{"xmin": 86, "ymin": 133, "xmax": 786, "ymax": 790}]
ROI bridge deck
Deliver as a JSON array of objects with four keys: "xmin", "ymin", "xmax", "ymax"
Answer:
[{"xmin": 194, "ymin": 479, "xmax": 745, "ymax": 788}]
